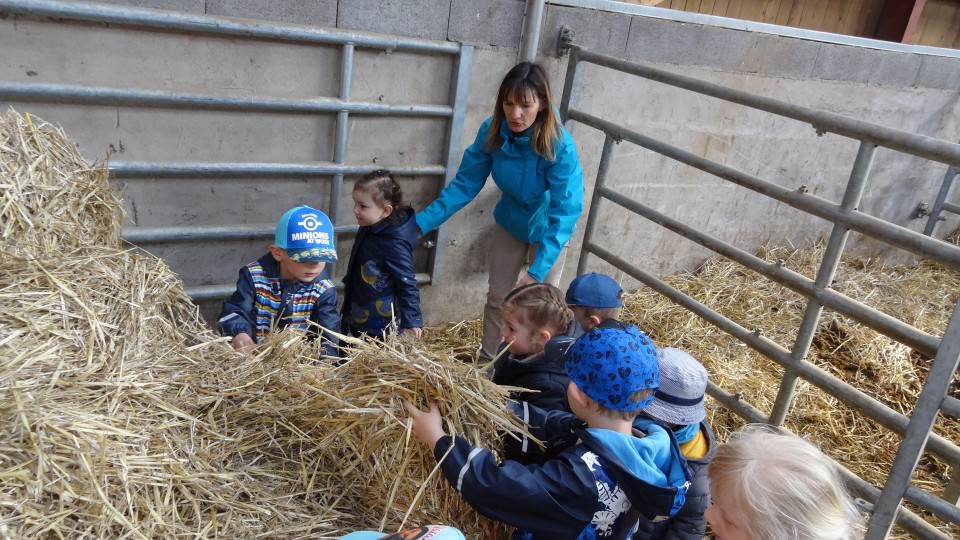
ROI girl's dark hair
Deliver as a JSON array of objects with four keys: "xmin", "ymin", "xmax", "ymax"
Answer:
[
  {"xmin": 355, "ymin": 170, "xmax": 409, "ymax": 219},
  {"xmin": 485, "ymin": 62, "xmax": 561, "ymax": 160},
  {"xmin": 502, "ymin": 282, "xmax": 573, "ymax": 335}
]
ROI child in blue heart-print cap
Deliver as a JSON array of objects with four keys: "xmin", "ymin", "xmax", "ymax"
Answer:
[
  {"xmin": 564, "ymin": 323, "xmax": 659, "ymax": 412},
  {"xmin": 404, "ymin": 321, "xmax": 691, "ymax": 539}
]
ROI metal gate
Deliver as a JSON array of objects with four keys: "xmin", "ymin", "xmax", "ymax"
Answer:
[
  {"xmin": 560, "ymin": 42, "xmax": 960, "ymax": 539},
  {"xmin": 0, "ymin": 0, "xmax": 472, "ymax": 301}
]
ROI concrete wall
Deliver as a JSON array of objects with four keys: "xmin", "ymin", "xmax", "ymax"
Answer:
[{"xmin": 2, "ymin": 0, "xmax": 958, "ymax": 326}]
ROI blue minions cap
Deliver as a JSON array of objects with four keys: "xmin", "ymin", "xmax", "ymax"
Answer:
[
  {"xmin": 275, "ymin": 205, "xmax": 337, "ymax": 263},
  {"xmin": 564, "ymin": 324, "xmax": 659, "ymax": 412}
]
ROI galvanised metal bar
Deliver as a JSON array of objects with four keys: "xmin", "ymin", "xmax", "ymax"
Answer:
[
  {"xmin": 924, "ymin": 166, "xmax": 958, "ymax": 236},
  {"xmin": 838, "ymin": 456, "xmax": 952, "ymax": 540},
  {"xmin": 569, "ymin": 45, "xmax": 960, "ymax": 167},
  {"xmin": 327, "ymin": 41, "xmax": 354, "ymax": 279},
  {"xmin": 769, "ymin": 141, "xmax": 877, "ymax": 426},
  {"xmin": 0, "ymin": 0, "xmax": 460, "ymax": 53},
  {"xmin": 704, "ymin": 382, "xmax": 767, "ymax": 424},
  {"xmin": 943, "ymin": 395, "xmax": 960, "ymax": 418},
  {"xmin": 122, "ymin": 224, "xmax": 360, "ymax": 244},
  {"xmin": 559, "ymin": 47, "xmax": 584, "ymax": 128},
  {"xmin": 187, "ymin": 272, "xmax": 433, "ymax": 301},
  {"xmin": 596, "ymin": 185, "xmax": 941, "ymax": 357},
  {"xmin": 427, "ymin": 45, "xmax": 473, "ymax": 286},
  {"xmin": 0, "ymin": 83, "xmax": 453, "ymax": 116},
  {"xmin": 108, "ymin": 162, "xmax": 445, "ymax": 178},
  {"xmin": 865, "ymin": 302, "xmax": 960, "ymax": 540},
  {"xmin": 585, "ymin": 241, "xmax": 960, "ymax": 466},
  {"xmin": 569, "ymin": 109, "xmax": 960, "ymax": 270},
  {"xmin": 576, "ymin": 135, "xmax": 616, "ymax": 275},
  {"xmin": 519, "ymin": 0, "xmax": 546, "ymax": 62},
  {"xmin": 330, "ymin": 41, "xmax": 354, "ymax": 226}
]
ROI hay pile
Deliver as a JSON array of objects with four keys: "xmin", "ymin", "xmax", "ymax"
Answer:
[
  {"xmin": 621, "ymin": 241, "xmax": 960, "ymax": 537},
  {"xmin": 0, "ymin": 110, "xmax": 519, "ymax": 538}
]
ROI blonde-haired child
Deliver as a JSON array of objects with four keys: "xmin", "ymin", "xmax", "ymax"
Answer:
[
  {"xmin": 492, "ymin": 282, "xmax": 581, "ymax": 464},
  {"xmin": 706, "ymin": 425, "xmax": 864, "ymax": 540},
  {"xmin": 492, "ymin": 283, "xmax": 579, "ymax": 412}
]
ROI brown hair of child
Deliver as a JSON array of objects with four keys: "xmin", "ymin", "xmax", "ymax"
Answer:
[{"xmin": 502, "ymin": 282, "xmax": 573, "ymax": 337}]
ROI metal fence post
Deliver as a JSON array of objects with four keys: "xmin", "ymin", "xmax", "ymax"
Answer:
[
  {"xmin": 769, "ymin": 140, "xmax": 877, "ymax": 425},
  {"xmin": 577, "ymin": 134, "xmax": 617, "ymax": 275},
  {"xmin": 864, "ymin": 301, "xmax": 960, "ymax": 539}
]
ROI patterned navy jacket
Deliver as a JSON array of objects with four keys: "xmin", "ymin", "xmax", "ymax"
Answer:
[
  {"xmin": 341, "ymin": 207, "xmax": 423, "ymax": 336},
  {"xmin": 218, "ymin": 253, "xmax": 339, "ymax": 356}
]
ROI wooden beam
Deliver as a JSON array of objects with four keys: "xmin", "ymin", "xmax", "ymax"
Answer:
[{"xmin": 873, "ymin": 0, "xmax": 927, "ymax": 42}]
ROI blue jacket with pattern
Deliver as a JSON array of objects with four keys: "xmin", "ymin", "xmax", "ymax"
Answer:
[
  {"xmin": 218, "ymin": 253, "xmax": 339, "ymax": 356},
  {"xmin": 341, "ymin": 207, "xmax": 423, "ymax": 336},
  {"xmin": 415, "ymin": 115, "xmax": 583, "ymax": 282},
  {"xmin": 432, "ymin": 415, "xmax": 690, "ymax": 540}
]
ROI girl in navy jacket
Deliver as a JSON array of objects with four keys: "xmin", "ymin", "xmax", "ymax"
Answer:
[{"xmin": 342, "ymin": 170, "xmax": 423, "ymax": 339}]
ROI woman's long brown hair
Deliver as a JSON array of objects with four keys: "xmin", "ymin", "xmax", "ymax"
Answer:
[{"xmin": 484, "ymin": 62, "xmax": 561, "ymax": 161}]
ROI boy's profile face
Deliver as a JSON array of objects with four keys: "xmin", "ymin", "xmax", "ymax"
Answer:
[{"xmin": 270, "ymin": 246, "xmax": 325, "ymax": 283}]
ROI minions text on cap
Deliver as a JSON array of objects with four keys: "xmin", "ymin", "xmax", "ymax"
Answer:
[{"xmin": 275, "ymin": 205, "xmax": 337, "ymax": 263}]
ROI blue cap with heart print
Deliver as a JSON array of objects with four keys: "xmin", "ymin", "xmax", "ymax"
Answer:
[{"xmin": 564, "ymin": 324, "xmax": 659, "ymax": 412}]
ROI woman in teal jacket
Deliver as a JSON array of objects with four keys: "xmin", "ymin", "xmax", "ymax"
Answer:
[{"xmin": 416, "ymin": 62, "xmax": 584, "ymax": 360}]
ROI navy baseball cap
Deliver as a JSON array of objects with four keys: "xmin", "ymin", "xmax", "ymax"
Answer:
[
  {"xmin": 275, "ymin": 205, "xmax": 337, "ymax": 263},
  {"xmin": 566, "ymin": 272, "xmax": 624, "ymax": 308}
]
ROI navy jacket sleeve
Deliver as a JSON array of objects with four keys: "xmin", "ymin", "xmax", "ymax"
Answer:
[
  {"xmin": 660, "ymin": 497, "xmax": 708, "ymax": 540},
  {"xmin": 310, "ymin": 284, "xmax": 340, "ymax": 356},
  {"xmin": 383, "ymin": 236, "xmax": 423, "ymax": 329},
  {"xmin": 218, "ymin": 266, "xmax": 256, "ymax": 338},
  {"xmin": 433, "ymin": 435, "xmax": 596, "ymax": 539}
]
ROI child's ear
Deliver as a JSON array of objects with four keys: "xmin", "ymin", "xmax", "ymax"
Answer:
[
  {"xmin": 588, "ymin": 315, "xmax": 602, "ymax": 328},
  {"xmin": 537, "ymin": 329, "xmax": 552, "ymax": 347},
  {"xmin": 568, "ymin": 383, "xmax": 590, "ymax": 409},
  {"xmin": 269, "ymin": 245, "xmax": 284, "ymax": 261},
  {"xmin": 382, "ymin": 203, "xmax": 394, "ymax": 217}
]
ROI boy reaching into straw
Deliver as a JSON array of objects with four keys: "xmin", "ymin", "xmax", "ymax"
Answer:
[
  {"xmin": 404, "ymin": 325, "xmax": 691, "ymax": 539},
  {"xmin": 218, "ymin": 205, "xmax": 340, "ymax": 357}
]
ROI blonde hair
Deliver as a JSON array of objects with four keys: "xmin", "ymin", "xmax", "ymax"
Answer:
[
  {"xmin": 485, "ymin": 62, "xmax": 561, "ymax": 161},
  {"xmin": 597, "ymin": 388, "xmax": 653, "ymax": 421},
  {"xmin": 709, "ymin": 425, "xmax": 864, "ymax": 540},
  {"xmin": 502, "ymin": 283, "xmax": 572, "ymax": 337}
]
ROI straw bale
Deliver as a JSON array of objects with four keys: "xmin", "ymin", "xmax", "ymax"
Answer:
[
  {"xmin": 0, "ymin": 110, "xmax": 519, "ymax": 539},
  {"xmin": 0, "ymin": 109, "xmax": 122, "ymax": 255}
]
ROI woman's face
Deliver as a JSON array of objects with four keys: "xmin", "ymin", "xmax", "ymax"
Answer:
[{"xmin": 502, "ymin": 90, "xmax": 544, "ymax": 133}]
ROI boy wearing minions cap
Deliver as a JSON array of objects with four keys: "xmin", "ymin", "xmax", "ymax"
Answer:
[
  {"xmin": 404, "ymin": 325, "xmax": 690, "ymax": 539},
  {"xmin": 219, "ymin": 205, "xmax": 340, "ymax": 357}
]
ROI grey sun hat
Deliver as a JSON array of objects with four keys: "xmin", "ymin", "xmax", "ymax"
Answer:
[{"xmin": 643, "ymin": 347, "xmax": 708, "ymax": 426}]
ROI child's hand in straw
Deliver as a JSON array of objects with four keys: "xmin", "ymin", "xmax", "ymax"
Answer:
[
  {"xmin": 403, "ymin": 400, "xmax": 446, "ymax": 448},
  {"xmin": 232, "ymin": 333, "xmax": 255, "ymax": 354}
]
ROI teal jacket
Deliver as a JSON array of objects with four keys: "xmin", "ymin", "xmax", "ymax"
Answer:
[{"xmin": 415, "ymin": 116, "xmax": 583, "ymax": 281}]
